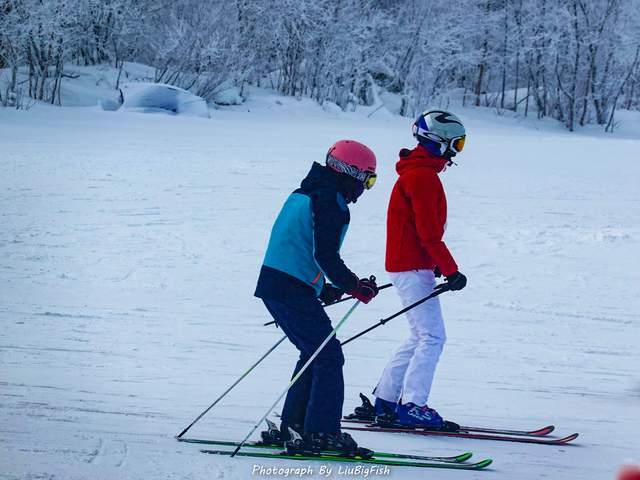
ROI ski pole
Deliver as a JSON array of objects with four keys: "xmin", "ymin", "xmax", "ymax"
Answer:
[
  {"xmin": 176, "ymin": 334, "xmax": 288, "ymax": 439},
  {"xmin": 263, "ymin": 283, "xmax": 393, "ymax": 327},
  {"xmin": 231, "ymin": 299, "xmax": 362, "ymax": 457},
  {"xmin": 340, "ymin": 283, "xmax": 451, "ymax": 347}
]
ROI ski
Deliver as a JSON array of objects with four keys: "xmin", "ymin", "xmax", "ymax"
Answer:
[
  {"xmin": 342, "ymin": 417, "xmax": 555, "ymax": 437},
  {"xmin": 201, "ymin": 449, "xmax": 493, "ymax": 470},
  {"xmin": 342, "ymin": 424, "xmax": 579, "ymax": 445},
  {"xmin": 343, "ymin": 394, "xmax": 556, "ymax": 437},
  {"xmin": 178, "ymin": 437, "xmax": 473, "ymax": 463}
]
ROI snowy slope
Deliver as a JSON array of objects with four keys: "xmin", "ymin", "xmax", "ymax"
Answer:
[{"xmin": 1, "ymin": 92, "xmax": 639, "ymax": 480}]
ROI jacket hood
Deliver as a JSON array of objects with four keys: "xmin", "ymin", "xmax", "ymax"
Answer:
[
  {"xmin": 396, "ymin": 145, "xmax": 448, "ymax": 175},
  {"xmin": 301, "ymin": 162, "xmax": 338, "ymax": 190},
  {"xmin": 301, "ymin": 162, "xmax": 361, "ymax": 203}
]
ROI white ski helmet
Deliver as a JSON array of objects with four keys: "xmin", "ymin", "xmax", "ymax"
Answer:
[{"xmin": 412, "ymin": 110, "xmax": 466, "ymax": 157}]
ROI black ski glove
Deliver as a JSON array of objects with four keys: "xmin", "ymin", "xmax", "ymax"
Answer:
[
  {"xmin": 319, "ymin": 283, "xmax": 344, "ymax": 305},
  {"xmin": 433, "ymin": 266, "xmax": 442, "ymax": 278},
  {"xmin": 446, "ymin": 271, "xmax": 467, "ymax": 291}
]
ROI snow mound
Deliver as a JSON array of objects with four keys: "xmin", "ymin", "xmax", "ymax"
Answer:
[
  {"xmin": 120, "ymin": 82, "xmax": 210, "ymax": 118},
  {"xmin": 211, "ymin": 84, "xmax": 243, "ymax": 106},
  {"xmin": 321, "ymin": 100, "xmax": 342, "ymax": 115}
]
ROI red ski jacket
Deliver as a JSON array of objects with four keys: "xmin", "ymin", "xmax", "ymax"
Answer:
[{"xmin": 385, "ymin": 145, "xmax": 458, "ymax": 276}]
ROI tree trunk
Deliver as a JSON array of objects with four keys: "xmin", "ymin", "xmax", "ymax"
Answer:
[
  {"xmin": 512, "ymin": 49, "xmax": 520, "ymax": 111},
  {"xmin": 579, "ymin": 44, "xmax": 593, "ymax": 126},
  {"xmin": 38, "ymin": 58, "xmax": 48, "ymax": 101},
  {"xmin": 500, "ymin": 0, "xmax": 508, "ymax": 109},
  {"xmin": 10, "ymin": 64, "xmax": 18, "ymax": 95},
  {"xmin": 475, "ymin": 57, "xmax": 486, "ymax": 107},
  {"xmin": 567, "ymin": 0, "xmax": 581, "ymax": 131},
  {"xmin": 624, "ymin": 75, "xmax": 636, "ymax": 110},
  {"xmin": 513, "ymin": 0, "xmax": 524, "ymax": 111},
  {"xmin": 28, "ymin": 48, "xmax": 34, "ymax": 98},
  {"xmin": 606, "ymin": 45, "xmax": 640, "ymax": 132},
  {"xmin": 475, "ymin": 1, "xmax": 491, "ymax": 107},
  {"xmin": 524, "ymin": 73, "xmax": 531, "ymax": 116},
  {"xmin": 116, "ymin": 59, "xmax": 124, "ymax": 90}
]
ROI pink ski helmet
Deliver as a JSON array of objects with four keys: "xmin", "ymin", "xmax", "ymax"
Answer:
[{"xmin": 326, "ymin": 140, "xmax": 377, "ymax": 189}]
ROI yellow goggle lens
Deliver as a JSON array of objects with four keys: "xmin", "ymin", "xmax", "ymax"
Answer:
[{"xmin": 365, "ymin": 174, "xmax": 377, "ymax": 190}]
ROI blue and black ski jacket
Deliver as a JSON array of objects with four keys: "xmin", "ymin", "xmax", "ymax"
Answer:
[{"xmin": 255, "ymin": 162, "xmax": 359, "ymax": 301}]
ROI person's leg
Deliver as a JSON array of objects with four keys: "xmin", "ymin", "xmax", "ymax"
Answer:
[
  {"xmin": 263, "ymin": 297, "xmax": 344, "ymax": 433},
  {"xmin": 398, "ymin": 270, "xmax": 446, "ymax": 406},
  {"xmin": 373, "ymin": 337, "xmax": 418, "ymax": 404},
  {"xmin": 305, "ymin": 334, "xmax": 344, "ymax": 432},
  {"xmin": 280, "ymin": 355, "xmax": 313, "ymax": 433},
  {"xmin": 373, "ymin": 271, "xmax": 425, "ymax": 404},
  {"xmin": 263, "ymin": 299, "xmax": 313, "ymax": 434}
]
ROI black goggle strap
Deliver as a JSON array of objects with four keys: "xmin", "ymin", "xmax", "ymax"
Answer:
[{"xmin": 418, "ymin": 132, "xmax": 448, "ymax": 155}]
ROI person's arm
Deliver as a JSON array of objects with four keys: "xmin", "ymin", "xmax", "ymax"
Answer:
[
  {"xmin": 311, "ymin": 190, "xmax": 359, "ymax": 292},
  {"xmin": 408, "ymin": 172, "xmax": 459, "ymax": 276}
]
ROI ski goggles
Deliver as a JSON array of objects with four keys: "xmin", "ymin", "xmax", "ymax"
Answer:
[
  {"xmin": 416, "ymin": 128, "xmax": 466, "ymax": 155},
  {"xmin": 448, "ymin": 136, "xmax": 466, "ymax": 154},
  {"xmin": 363, "ymin": 172, "xmax": 377, "ymax": 190},
  {"xmin": 327, "ymin": 155, "xmax": 377, "ymax": 190}
]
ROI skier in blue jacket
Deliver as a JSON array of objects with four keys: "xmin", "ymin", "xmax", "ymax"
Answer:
[{"xmin": 255, "ymin": 140, "xmax": 379, "ymax": 454}]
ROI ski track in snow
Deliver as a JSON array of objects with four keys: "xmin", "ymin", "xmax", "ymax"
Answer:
[{"xmin": 1, "ymin": 95, "xmax": 639, "ymax": 479}]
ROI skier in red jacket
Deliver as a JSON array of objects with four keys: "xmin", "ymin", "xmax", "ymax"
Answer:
[{"xmin": 370, "ymin": 110, "xmax": 467, "ymax": 429}]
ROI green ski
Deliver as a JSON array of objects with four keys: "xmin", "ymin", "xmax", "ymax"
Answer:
[
  {"xmin": 201, "ymin": 448, "xmax": 493, "ymax": 470},
  {"xmin": 178, "ymin": 437, "xmax": 473, "ymax": 463}
]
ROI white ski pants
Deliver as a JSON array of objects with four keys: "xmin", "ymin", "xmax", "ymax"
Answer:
[{"xmin": 374, "ymin": 269, "xmax": 446, "ymax": 406}]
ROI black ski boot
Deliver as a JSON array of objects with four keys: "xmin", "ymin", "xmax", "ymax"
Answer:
[
  {"xmin": 260, "ymin": 419, "xmax": 305, "ymax": 446},
  {"xmin": 343, "ymin": 393, "xmax": 377, "ymax": 421},
  {"xmin": 260, "ymin": 419, "xmax": 285, "ymax": 446},
  {"xmin": 374, "ymin": 410, "xmax": 400, "ymax": 427},
  {"xmin": 441, "ymin": 420, "xmax": 462, "ymax": 432},
  {"xmin": 303, "ymin": 432, "xmax": 374, "ymax": 459},
  {"xmin": 284, "ymin": 428, "xmax": 321, "ymax": 456}
]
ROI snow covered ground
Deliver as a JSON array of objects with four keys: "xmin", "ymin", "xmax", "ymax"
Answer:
[{"xmin": 1, "ymin": 91, "xmax": 639, "ymax": 480}]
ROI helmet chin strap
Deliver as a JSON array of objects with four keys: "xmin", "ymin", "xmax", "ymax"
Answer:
[
  {"xmin": 443, "ymin": 150, "xmax": 458, "ymax": 167},
  {"xmin": 429, "ymin": 136, "xmax": 455, "ymax": 161}
]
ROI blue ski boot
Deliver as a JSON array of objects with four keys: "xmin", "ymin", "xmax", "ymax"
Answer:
[
  {"xmin": 372, "ymin": 397, "xmax": 399, "ymax": 427},
  {"xmin": 394, "ymin": 403, "xmax": 445, "ymax": 429},
  {"xmin": 374, "ymin": 397, "xmax": 396, "ymax": 416}
]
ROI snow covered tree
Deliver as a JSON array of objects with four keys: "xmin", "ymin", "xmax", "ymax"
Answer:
[{"xmin": 1, "ymin": 0, "xmax": 638, "ymax": 128}]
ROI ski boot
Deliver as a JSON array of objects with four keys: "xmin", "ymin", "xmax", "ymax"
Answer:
[
  {"xmin": 344, "ymin": 393, "xmax": 395, "ymax": 421},
  {"xmin": 283, "ymin": 428, "xmax": 321, "ymax": 456},
  {"xmin": 393, "ymin": 403, "xmax": 460, "ymax": 432},
  {"xmin": 285, "ymin": 428, "xmax": 373, "ymax": 459},
  {"xmin": 260, "ymin": 419, "xmax": 304, "ymax": 446},
  {"xmin": 374, "ymin": 397, "xmax": 397, "ymax": 416}
]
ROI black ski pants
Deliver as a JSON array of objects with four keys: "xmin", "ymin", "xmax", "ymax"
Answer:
[{"xmin": 263, "ymin": 297, "xmax": 345, "ymax": 433}]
